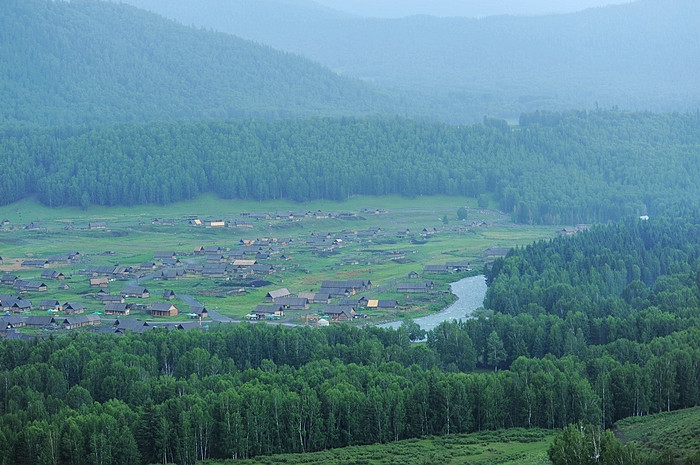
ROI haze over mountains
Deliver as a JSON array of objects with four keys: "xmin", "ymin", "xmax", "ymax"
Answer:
[
  {"xmin": 120, "ymin": 0, "xmax": 700, "ymax": 121},
  {"xmin": 2, "ymin": 0, "xmax": 697, "ymax": 125},
  {"xmin": 312, "ymin": 0, "xmax": 634, "ymax": 18},
  {"xmin": 0, "ymin": 0, "xmax": 410, "ymax": 126}
]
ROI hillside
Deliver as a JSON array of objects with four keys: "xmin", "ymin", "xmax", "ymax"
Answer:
[
  {"xmin": 615, "ymin": 407, "xmax": 700, "ymax": 462},
  {"xmin": 122, "ymin": 0, "xmax": 700, "ymax": 122},
  {"xmin": 0, "ymin": 0, "xmax": 405, "ymax": 126}
]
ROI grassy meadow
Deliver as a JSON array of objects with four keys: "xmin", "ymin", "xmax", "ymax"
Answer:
[
  {"xmin": 615, "ymin": 406, "xmax": 700, "ymax": 462},
  {"xmin": 0, "ymin": 194, "xmax": 563, "ymax": 323},
  {"xmin": 200, "ymin": 428, "xmax": 554, "ymax": 465}
]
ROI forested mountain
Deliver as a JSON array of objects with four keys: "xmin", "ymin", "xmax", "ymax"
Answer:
[
  {"xmin": 2, "ymin": 111, "xmax": 699, "ymax": 224},
  {"xmin": 0, "ymin": 0, "xmax": 407, "ymax": 127},
  {"xmin": 122, "ymin": 0, "xmax": 700, "ymax": 122},
  {"xmin": 0, "ymin": 217, "xmax": 698, "ymax": 464}
]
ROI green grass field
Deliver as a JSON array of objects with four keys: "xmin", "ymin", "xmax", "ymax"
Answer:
[
  {"xmin": 0, "ymin": 195, "xmax": 563, "ymax": 322},
  {"xmin": 615, "ymin": 406, "xmax": 700, "ymax": 462},
  {"xmin": 200, "ymin": 429, "xmax": 554, "ymax": 465}
]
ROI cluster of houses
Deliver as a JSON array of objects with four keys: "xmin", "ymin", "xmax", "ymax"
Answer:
[
  {"xmin": 421, "ymin": 260, "xmax": 472, "ymax": 274},
  {"xmin": 181, "ymin": 209, "xmax": 370, "ymax": 229},
  {"xmin": 0, "ymin": 314, "xmax": 101, "ymax": 335},
  {"xmin": 1, "ymin": 314, "xmax": 209, "ymax": 338},
  {"xmin": 251, "ymin": 278, "xmax": 399, "ymax": 323},
  {"xmin": 1, "ymin": 211, "xmax": 481, "ymax": 338}
]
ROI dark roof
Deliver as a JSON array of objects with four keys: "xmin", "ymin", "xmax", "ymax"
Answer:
[
  {"xmin": 151, "ymin": 303, "xmax": 177, "ymax": 312},
  {"xmin": 190, "ymin": 306, "xmax": 209, "ymax": 316},
  {"xmin": 321, "ymin": 280, "xmax": 371, "ymax": 289},
  {"xmin": 424, "ymin": 265, "xmax": 448, "ymax": 272},
  {"xmin": 274, "ymin": 297, "xmax": 308, "ymax": 307},
  {"xmin": 22, "ymin": 259, "xmax": 49, "ymax": 266},
  {"xmin": 253, "ymin": 305, "xmax": 283, "ymax": 314},
  {"xmin": 121, "ymin": 285, "xmax": 148, "ymax": 295},
  {"xmin": 113, "ymin": 319, "xmax": 150, "ymax": 333},
  {"xmin": 25, "ymin": 316, "xmax": 56, "ymax": 326},
  {"xmin": 319, "ymin": 305, "xmax": 355, "ymax": 315},
  {"xmin": 62, "ymin": 314, "xmax": 100, "ymax": 326},
  {"xmin": 63, "ymin": 302, "xmax": 85, "ymax": 311},
  {"xmin": 0, "ymin": 315, "xmax": 25, "ymax": 327},
  {"xmin": 104, "ymin": 303, "xmax": 128, "ymax": 312},
  {"xmin": 154, "ymin": 251, "xmax": 177, "ymax": 259},
  {"xmin": 397, "ymin": 282, "xmax": 432, "ymax": 291}
]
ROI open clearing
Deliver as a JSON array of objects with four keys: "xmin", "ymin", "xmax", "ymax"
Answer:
[
  {"xmin": 0, "ymin": 195, "xmax": 564, "ymax": 325},
  {"xmin": 200, "ymin": 428, "xmax": 554, "ymax": 465}
]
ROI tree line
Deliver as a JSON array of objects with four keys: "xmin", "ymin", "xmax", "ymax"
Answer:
[
  {"xmin": 1, "ymin": 110, "xmax": 700, "ymax": 224},
  {"xmin": 0, "ymin": 322, "xmax": 697, "ymax": 463}
]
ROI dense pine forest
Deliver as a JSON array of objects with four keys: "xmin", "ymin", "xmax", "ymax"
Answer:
[
  {"xmin": 0, "ymin": 217, "xmax": 698, "ymax": 464},
  {"xmin": 2, "ymin": 110, "xmax": 699, "ymax": 224}
]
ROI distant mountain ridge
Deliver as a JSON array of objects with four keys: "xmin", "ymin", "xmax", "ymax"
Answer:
[
  {"xmin": 0, "ymin": 0, "xmax": 406, "ymax": 126},
  {"xmin": 120, "ymin": 0, "xmax": 700, "ymax": 120}
]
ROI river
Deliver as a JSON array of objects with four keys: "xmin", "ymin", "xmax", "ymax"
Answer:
[{"xmin": 379, "ymin": 275, "xmax": 487, "ymax": 331}]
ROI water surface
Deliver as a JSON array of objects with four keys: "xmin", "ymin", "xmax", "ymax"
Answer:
[{"xmin": 379, "ymin": 275, "xmax": 487, "ymax": 331}]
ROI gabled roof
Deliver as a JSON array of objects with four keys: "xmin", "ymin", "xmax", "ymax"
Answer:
[
  {"xmin": 253, "ymin": 305, "xmax": 283, "ymax": 314},
  {"xmin": 0, "ymin": 315, "xmax": 25, "ymax": 327},
  {"xmin": 121, "ymin": 285, "xmax": 149, "ymax": 295},
  {"xmin": 63, "ymin": 302, "xmax": 85, "ymax": 311},
  {"xmin": 104, "ymin": 303, "xmax": 128, "ymax": 312},
  {"xmin": 266, "ymin": 288, "xmax": 291, "ymax": 299},
  {"xmin": 113, "ymin": 319, "xmax": 149, "ymax": 333},
  {"xmin": 151, "ymin": 303, "xmax": 177, "ymax": 312},
  {"xmin": 62, "ymin": 314, "xmax": 100, "ymax": 325},
  {"xmin": 319, "ymin": 305, "xmax": 355, "ymax": 315},
  {"xmin": 190, "ymin": 306, "xmax": 209, "ymax": 316},
  {"xmin": 274, "ymin": 297, "xmax": 308, "ymax": 307},
  {"xmin": 25, "ymin": 316, "xmax": 56, "ymax": 326}
]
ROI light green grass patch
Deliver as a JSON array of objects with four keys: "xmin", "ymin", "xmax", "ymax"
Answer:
[
  {"xmin": 201, "ymin": 428, "xmax": 554, "ymax": 465},
  {"xmin": 1, "ymin": 196, "xmax": 565, "ymax": 323},
  {"xmin": 615, "ymin": 406, "xmax": 700, "ymax": 461}
]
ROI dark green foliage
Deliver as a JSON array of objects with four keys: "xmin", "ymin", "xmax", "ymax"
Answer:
[
  {"xmin": 0, "ymin": 312, "xmax": 698, "ymax": 463},
  {"xmin": 549, "ymin": 423, "xmax": 643, "ymax": 465},
  {"xmin": 457, "ymin": 207, "xmax": 468, "ymax": 221},
  {"xmin": 2, "ymin": 111, "xmax": 700, "ymax": 225}
]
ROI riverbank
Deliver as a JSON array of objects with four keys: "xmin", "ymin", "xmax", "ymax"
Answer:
[{"xmin": 379, "ymin": 275, "xmax": 487, "ymax": 330}]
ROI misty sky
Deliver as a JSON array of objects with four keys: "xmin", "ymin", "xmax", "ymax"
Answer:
[{"xmin": 311, "ymin": 0, "xmax": 637, "ymax": 18}]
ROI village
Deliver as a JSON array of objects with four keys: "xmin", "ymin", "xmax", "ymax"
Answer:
[{"xmin": 0, "ymin": 205, "xmax": 500, "ymax": 339}]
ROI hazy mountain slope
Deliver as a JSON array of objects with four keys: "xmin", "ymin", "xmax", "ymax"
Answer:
[
  {"xmin": 121, "ymin": 0, "xmax": 700, "ymax": 120},
  {"xmin": 0, "ymin": 0, "xmax": 403, "ymax": 126},
  {"xmin": 311, "ymin": 0, "xmax": 633, "ymax": 18}
]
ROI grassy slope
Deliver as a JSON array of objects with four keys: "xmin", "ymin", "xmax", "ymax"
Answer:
[
  {"xmin": 615, "ymin": 406, "xmax": 700, "ymax": 461},
  {"xmin": 0, "ymin": 195, "xmax": 560, "ymax": 321},
  {"xmin": 201, "ymin": 428, "xmax": 554, "ymax": 465}
]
